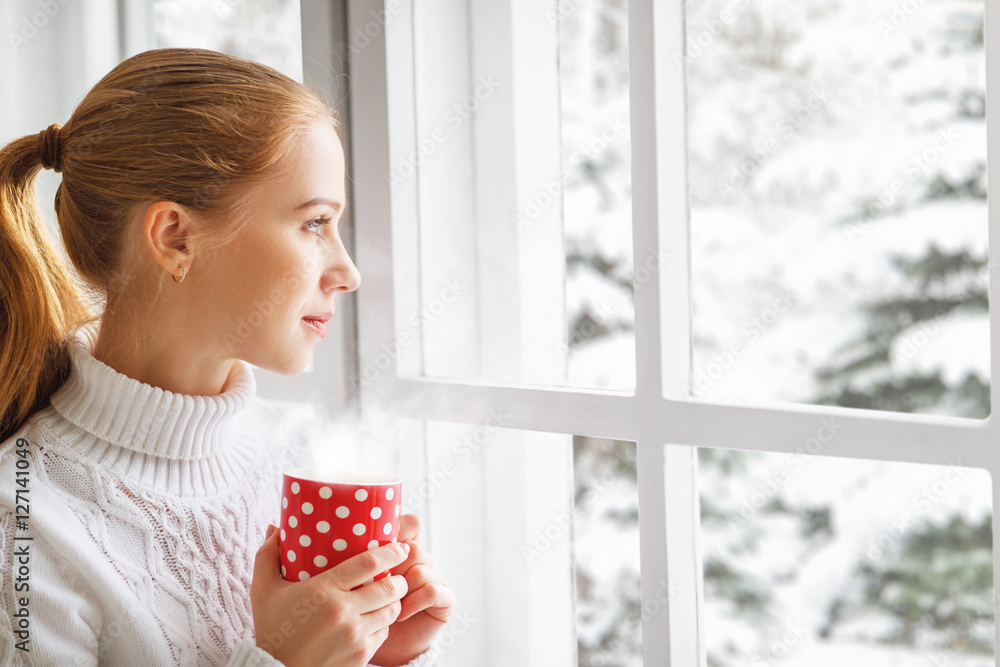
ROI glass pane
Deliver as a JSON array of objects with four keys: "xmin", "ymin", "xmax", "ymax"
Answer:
[
  {"xmin": 410, "ymin": 421, "xmax": 640, "ymax": 665},
  {"xmin": 403, "ymin": 0, "xmax": 635, "ymax": 391},
  {"xmin": 685, "ymin": 0, "xmax": 989, "ymax": 417},
  {"xmin": 152, "ymin": 0, "xmax": 303, "ymax": 81},
  {"xmin": 574, "ymin": 437, "xmax": 642, "ymax": 665},
  {"xmin": 699, "ymin": 446, "xmax": 994, "ymax": 664},
  {"xmin": 559, "ymin": 1, "xmax": 636, "ymax": 392}
]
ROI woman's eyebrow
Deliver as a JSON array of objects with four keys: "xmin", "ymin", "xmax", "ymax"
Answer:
[{"xmin": 293, "ymin": 197, "xmax": 343, "ymax": 211}]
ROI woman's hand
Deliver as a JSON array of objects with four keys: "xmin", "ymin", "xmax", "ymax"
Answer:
[
  {"xmin": 370, "ymin": 513, "xmax": 456, "ymax": 667},
  {"xmin": 249, "ymin": 524, "xmax": 410, "ymax": 667}
]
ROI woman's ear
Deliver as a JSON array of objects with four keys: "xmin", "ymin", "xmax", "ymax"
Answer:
[{"xmin": 142, "ymin": 200, "xmax": 195, "ymax": 275}]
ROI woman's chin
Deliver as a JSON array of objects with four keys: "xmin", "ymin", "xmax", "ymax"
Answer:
[{"xmin": 253, "ymin": 349, "xmax": 314, "ymax": 377}]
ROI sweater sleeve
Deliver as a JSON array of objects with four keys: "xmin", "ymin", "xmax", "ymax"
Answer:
[
  {"xmin": 369, "ymin": 636, "xmax": 441, "ymax": 667},
  {"xmin": 223, "ymin": 638, "xmax": 440, "ymax": 667},
  {"xmin": 226, "ymin": 640, "xmax": 288, "ymax": 666},
  {"xmin": 0, "ymin": 510, "xmax": 102, "ymax": 666}
]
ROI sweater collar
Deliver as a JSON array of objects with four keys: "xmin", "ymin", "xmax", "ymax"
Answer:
[{"xmin": 49, "ymin": 321, "xmax": 257, "ymax": 461}]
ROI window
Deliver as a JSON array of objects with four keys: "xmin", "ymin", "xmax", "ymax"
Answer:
[{"xmin": 335, "ymin": 0, "xmax": 999, "ymax": 664}]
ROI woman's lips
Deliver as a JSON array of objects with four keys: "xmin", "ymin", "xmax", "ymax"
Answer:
[{"xmin": 302, "ymin": 318, "xmax": 326, "ymax": 336}]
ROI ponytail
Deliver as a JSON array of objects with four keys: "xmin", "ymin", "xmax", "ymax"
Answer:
[{"xmin": 0, "ymin": 134, "xmax": 96, "ymax": 443}]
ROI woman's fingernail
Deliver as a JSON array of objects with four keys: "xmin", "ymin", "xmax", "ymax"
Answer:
[
  {"xmin": 402, "ymin": 543, "xmax": 411, "ymax": 556},
  {"xmin": 266, "ymin": 524, "xmax": 275, "ymax": 539}
]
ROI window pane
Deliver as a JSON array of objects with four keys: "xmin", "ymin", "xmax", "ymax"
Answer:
[
  {"xmin": 560, "ymin": 1, "xmax": 636, "ymax": 392},
  {"xmin": 685, "ymin": 0, "xmax": 989, "ymax": 417},
  {"xmin": 699, "ymin": 445, "xmax": 994, "ymax": 664},
  {"xmin": 407, "ymin": 420, "xmax": 640, "ymax": 665},
  {"xmin": 400, "ymin": 0, "xmax": 635, "ymax": 391},
  {"xmin": 574, "ymin": 437, "xmax": 641, "ymax": 665},
  {"xmin": 152, "ymin": 0, "xmax": 303, "ymax": 81}
]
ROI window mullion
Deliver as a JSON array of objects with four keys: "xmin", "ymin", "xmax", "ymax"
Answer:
[
  {"xmin": 349, "ymin": 0, "xmax": 406, "ymax": 411},
  {"xmin": 628, "ymin": 0, "xmax": 704, "ymax": 661}
]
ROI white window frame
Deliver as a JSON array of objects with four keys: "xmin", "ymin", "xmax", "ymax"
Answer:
[{"xmin": 307, "ymin": 0, "xmax": 1000, "ymax": 664}]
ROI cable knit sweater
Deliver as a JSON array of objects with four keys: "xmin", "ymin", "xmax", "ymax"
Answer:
[{"xmin": 0, "ymin": 322, "xmax": 435, "ymax": 667}]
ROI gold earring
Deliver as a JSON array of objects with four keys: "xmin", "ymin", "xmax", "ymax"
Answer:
[{"xmin": 172, "ymin": 264, "xmax": 186, "ymax": 283}]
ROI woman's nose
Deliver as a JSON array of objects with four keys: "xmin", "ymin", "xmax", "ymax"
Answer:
[{"xmin": 322, "ymin": 251, "xmax": 361, "ymax": 293}]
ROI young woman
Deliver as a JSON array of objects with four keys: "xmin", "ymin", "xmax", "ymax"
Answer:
[{"xmin": 0, "ymin": 47, "xmax": 453, "ymax": 666}]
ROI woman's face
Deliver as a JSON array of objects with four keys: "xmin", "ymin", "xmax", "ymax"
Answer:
[{"xmin": 192, "ymin": 119, "xmax": 360, "ymax": 376}]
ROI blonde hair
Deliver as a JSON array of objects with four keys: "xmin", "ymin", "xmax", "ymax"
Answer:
[{"xmin": 0, "ymin": 47, "xmax": 338, "ymax": 442}]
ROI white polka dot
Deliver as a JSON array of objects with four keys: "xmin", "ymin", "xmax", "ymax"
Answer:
[
  {"xmin": 291, "ymin": 482, "xmax": 300, "ymax": 494},
  {"xmin": 287, "ymin": 550, "xmax": 296, "ymax": 562},
  {"xmin": 298, "ymin": 571, "xmax": 310, "ymax": 581},
  {"xmin": 353, "ymin": 523, "xmax": 366, "ymax": 536},
  {"xmin": 333, "ymin": 539, "xmax": 347, "ymax": 551},
  {"xmin": 386, "ymin": 488, "xmax": 394, "ymax": 500},
  {"xmin": 368, "ymin": 539, "xmax": 379, "ymax": 550},
  {"xmin": 355, "ymin": 489, "xmax": 368, "ymax": 502},
  {"xmin": 289, "ymin": 515, "xmax": 298, "ymax": 528},
  {"xmin": 314, "ymin": 555, "xmax": 328, "ymax": 567},
  {"xmin": 282, "ymin": 497, "xmax": 288, "ymax": 509},
  {"xmin": 299, "ymin": 535, "xmax": 311, "ymax": 547},
  {"xmin": 319, "ymin": 486, "xmax": 332, "ymax": 499},
  {"xmin": 361, "ymin": 577, "xmax": 374, "ymax": 587},
  {"xmin": 302, "ymin": 502, "xmax": 314, "ymax": 515},
  {"xmin": 281, "ymin": 565, "xmax": 286, "ymax": 577},
  {"xmin": 394, "ymin": 505, "xmax": 400, "ymax": 517},
  {"xmin": 370, "ymin": 507, "xmax": 382, "ymax": 519},
  {"xmin": 335, "ymin": 506, "xmax": 350, "ymax": 519},
  {"xmin": 280, "ymin": 529, "xmax": 286, "ymax": 541},
  {"xmin": 316, "ymin": 521, "xmax": 330, "ymax": 533},
  {"xmin": 383, "ymin": 522, "xmax": 392, "ymax": 535}
]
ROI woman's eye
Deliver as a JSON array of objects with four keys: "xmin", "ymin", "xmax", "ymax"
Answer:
[{"xmin": 306, "ymin": 217, "xmax": 332, "ymax": 236}]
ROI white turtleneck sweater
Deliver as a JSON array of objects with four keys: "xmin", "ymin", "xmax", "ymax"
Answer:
[{"xmin": 0, "ymin": 323, "xmax": 436, "ymax": 667}]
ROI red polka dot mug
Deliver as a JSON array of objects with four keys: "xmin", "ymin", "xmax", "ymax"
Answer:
[{"xmin": 278, "ymin": 468, "xmax": 402, "ymax": 585}]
